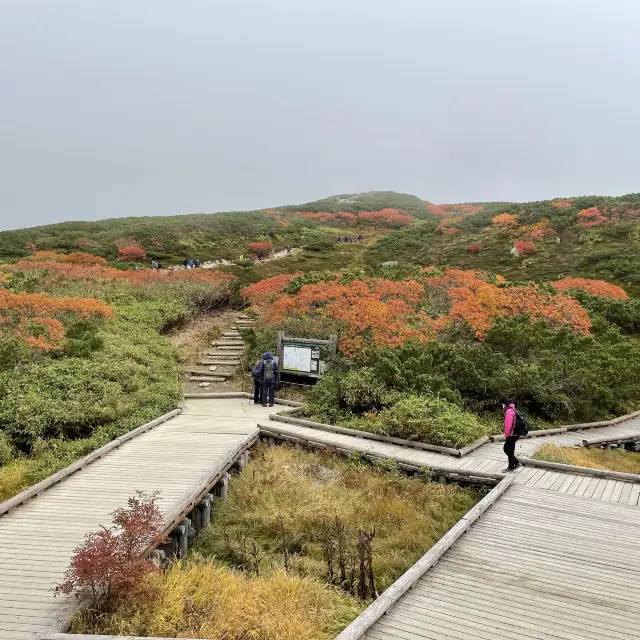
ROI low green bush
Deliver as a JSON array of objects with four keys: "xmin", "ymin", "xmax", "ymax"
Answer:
[{"xmin": 376, "ymin": 394, "xmax": 491, "ymax": 448}]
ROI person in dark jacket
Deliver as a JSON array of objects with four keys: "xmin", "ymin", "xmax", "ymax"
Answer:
[
  {"xmin": 257, "ymin": 352, "xmax": 279, "ymax": 407},
  {"xmin": 251, "ymin": 359, "xmax": 262, "ymax": 404},
  {"xmin": 501, "ymin": 396, "xmax": 520, "ymax": 471}
]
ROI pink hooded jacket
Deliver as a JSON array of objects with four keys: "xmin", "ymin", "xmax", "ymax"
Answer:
[{"xmin": 504, "ymin": 403, "xmax": 516, "ymax": 437}]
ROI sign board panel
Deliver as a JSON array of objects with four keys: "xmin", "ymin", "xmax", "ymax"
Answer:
[{"xmin": 282, "ymin": 344, "xmax": 313, "ymax": 373}]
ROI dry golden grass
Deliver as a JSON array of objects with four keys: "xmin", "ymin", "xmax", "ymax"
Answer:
[
  {"xmin": 70, "ymin": 559, "xmax": 362, "ymax": 640},
  {"xmin": 72, "ymin": 445, "xmax": 477, "ymax": 638},
  {"xmin": 535, "ymin": 444, "xmax": 640, "ymax": 474},
  {"xmin": 0, "ymin": 459, "xmax": 31, "ymax": 502},
  {"xmin": 197, "ymin": 444, "xmax": 478, "ymax": 592}
]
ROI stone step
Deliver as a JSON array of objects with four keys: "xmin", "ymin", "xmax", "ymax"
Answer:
[{"xmin": 199, "ymin": 360, "xmax": 241, "ymax": 366}]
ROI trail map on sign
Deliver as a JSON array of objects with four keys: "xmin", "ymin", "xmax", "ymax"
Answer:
[{"xmin": 282, "ymin": 345, "xmax": 312, "ymax": 372}]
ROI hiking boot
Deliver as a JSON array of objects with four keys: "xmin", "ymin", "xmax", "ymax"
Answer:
[
  {"xmin": 502, "ymin": 467, "xmax": 515, "ymax": 473},
  {"xmin": 262, "ymin": 404, "xmax": 268, "ymax": 407},
  {"xmin": 269, "ymin": 403, "xmax": 274, "ymax": 407}
]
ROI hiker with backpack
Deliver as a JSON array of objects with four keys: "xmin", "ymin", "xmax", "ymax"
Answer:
[
  {"xmin": 251, "ymin": 358, "xmax": 262, "ymax": 404},
  {"xmin": 257, "ymin": 352, "xmax": 279, "ymax": 407},
  {"xmin": 501, "ymin": 397, "xmax": 528, "ymax": 471}
]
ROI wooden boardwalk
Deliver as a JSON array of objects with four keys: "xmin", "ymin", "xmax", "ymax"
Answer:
[
  {"xmin": 0, "ymin": 398, "xmax": 268, "ymax": 640},
  {"xmin": 2, "ymin": 388, "xmax": 640, "ymax": 639},
  {"xmin": 363, "ymin": 482, "xmax": 640, "ymax": 640},
  {"xmin": 260, "ymin": 415, "xmax": 640, "ymax": 482}
]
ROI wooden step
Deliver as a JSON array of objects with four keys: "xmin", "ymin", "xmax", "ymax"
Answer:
[
  {"xmin": 199, "ymin": 360, "xmax": 241, "ymax": 366},
  {"xmin": 206, "ymin": 351, "xmax": 241, "ymax": 357},
  {"xmin": 190, "ymin": 376, "xmax": 227, "ymax": 383},
  {"xmin": 185, "ymin": 369, "xmax": 232, "ymax": 377},
  {"xmin": 211, "ymin": 341, "xmax": 244, "ymax": 346},
  {"xmin": 222, "ymin": 332, "xmax": 242, "ymax": 338}
]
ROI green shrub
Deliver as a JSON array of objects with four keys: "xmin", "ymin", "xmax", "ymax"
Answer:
[
  {"xmin": 376, "ymin": 394, "xmax": 490, "ymax": 448},
  {"xmin": 338, "ymin": 368, "xmax": 386, "ymax": 412},
  {"xmin": 0, "ymin": 431, "xmax": 15, "ymax": 466}
]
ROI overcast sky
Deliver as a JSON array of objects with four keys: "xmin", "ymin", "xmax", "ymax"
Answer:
[{"xmin": 1, "ymin": 0, "xmax": 639, "ymax": 230}]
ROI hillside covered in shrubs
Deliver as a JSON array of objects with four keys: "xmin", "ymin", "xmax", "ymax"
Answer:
[{"xmin": 366, "ymin": 192, "xmax": 640, "ymax": 289}]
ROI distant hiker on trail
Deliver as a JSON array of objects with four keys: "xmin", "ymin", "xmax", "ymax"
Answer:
[
  {"xmin": 251, "ymin": 358, "xmax": 262, "ymax": 404},
  {"xmin": 195, "ymin": 258, "xmax": 200, "ymax": 268},
  {"xmin": 183, "ymin": 258, "xmax": 188, "ymax": 268},
  {"xmin": 151, "ymin": 260, "xmax": 158, "ymax": 270},
  {"xmin": 257, "ymin": 352, "xmax": 279, "ymax": 407},
  {"xmin": 337, "ymin": 236, "xmax": 341, "ymax": 243},
  {"xmin": 501, "ymin": 397, "xmax": 525, "ymax": 471}
]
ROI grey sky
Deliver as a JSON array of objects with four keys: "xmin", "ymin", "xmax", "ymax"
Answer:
[{"xmin": 1, "ymin": 0, "xmax": 639, "ymax": 230}]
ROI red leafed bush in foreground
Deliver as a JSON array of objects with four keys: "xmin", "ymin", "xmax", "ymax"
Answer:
[
  {"xmin": 467, "ymin": 243, "xmax": 481, "ymax": 253},
  {"xmin": 551, "ymin": 277, "xmax": 629, "ymax": 300},
  {"xmin": 56, "ymin": 491, "xmax": 164, "ymax": 608}
]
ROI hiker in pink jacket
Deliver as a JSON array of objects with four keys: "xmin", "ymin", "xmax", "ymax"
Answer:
[{"xmin": 501, "ymin": 397, "xmax": 520, "ymax": 471}]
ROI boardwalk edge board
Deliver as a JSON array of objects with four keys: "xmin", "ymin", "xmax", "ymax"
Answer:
[
  {"xmin": 0, "ymin": 408, "xmax": 183, "ymax": 517},
  {"xmin": 257, "ymin": 424, "xmax": 505, "ymax": 485},
  {"xmin": 520, "ymin": 456, "xmax": 640, "ymax": 482},
  {"xmin": 42, "ymin": 635, "xmax": 202, "ymax": 640},
  {"xmin": 490, "ymin": 407, "xmax": 640, "ymax": 442},
  {"xmin": 269, "ymin": 413, "xmax": 464, "ymax": 457},
  {"xmin": 184, "ymin": 392, "xmax": 303, "ymax": 408},
  {"xmin": 332, "ymin": 474, "xmax": 517, "ymax": 640}
]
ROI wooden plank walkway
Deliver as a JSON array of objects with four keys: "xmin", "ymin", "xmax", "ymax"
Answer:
[
  {"xmin": 2, "ymin": 390, "xmax": 640, "ymax": 639},
  {"xmin": 363, "ymin": 481, "xmax": 640, "ymax": 640},
  {"xmin": 259, "ymin": 415, "xmax": 640, "ymax": 480},
  {"xmin": 0, "ymin": 398, "xmax": 269, "ymax": 640}
]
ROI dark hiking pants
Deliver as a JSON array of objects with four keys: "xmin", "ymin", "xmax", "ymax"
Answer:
[
  {"xmin": 261, "ymin": 381, "xmax": 275, "ymax": 405},
  {"xmin": 503, "ymin": 436, "xmax": 519, "ymax": 469},
  {"xmin": 253, "ymin": 380, "xmax": 261, "ymax": 403}
]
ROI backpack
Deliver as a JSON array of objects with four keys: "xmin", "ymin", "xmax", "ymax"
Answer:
[
  {"xmin": 263, "ymin": 360, "xmax": 275, "ymax": 382},
  {"xmin": 513, "ymin": 409, "xmax": 529, "ymax": 437}
]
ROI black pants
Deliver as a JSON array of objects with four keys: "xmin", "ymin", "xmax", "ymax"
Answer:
[
  {"xmin": 253, "ymin": 380, "xmax": 261, "ymax": 403},
  {"xmin": 261, "ymin": 380, "xmax": 275, "ymax": 406},
  {"xmin": 503, "ymin": 436, "xmax": 519, "ymax": 469}
]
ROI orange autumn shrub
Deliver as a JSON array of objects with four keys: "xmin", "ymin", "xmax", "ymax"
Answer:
[
  {"xmin": 0, "ymin": 289, "xmax": 114, "ymax": 350},
  {"xmin": 492, "ymin": 213, "xmax": 518, "ymax": 227},
  {"xmin": 26, "ymin": 251, "xmax": 106, "ymax": 265},
  {"xmin": 241, "ymin": 273, "xmax": 303, "ymax": 306},
  {"xmin": 552, "ymin": 199, "xmax": 572, "ymax": 209},
  {"xmin": 551, "ymin": 277, "xmax": 629, "ymax": 300},
  {"xmin": 467, "ymin": 243, "xmax": 481, "ymax": 253},
  {"xmin": 358, "ymin": 209, "xmax": 412, "ymax": 227},
  {"xmin": 578, "ymin": 207, "xmax": 607, "ymax": 228},
  {"xmin": 2, "ymin": 259, "xmax": 235, "ymax": 288},
  {"xmin": 249, "ymin": 268, "xmax": 592, "ymax": 356},
  {"xmin": 119, "ymin": 246, "xmax": 147, "ymax": 261}
]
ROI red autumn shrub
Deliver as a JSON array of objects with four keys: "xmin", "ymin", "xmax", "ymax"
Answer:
[
  {"xmin": 467, "ymin": 243, "xmax": 481, "ymax": 253},
  {"xmin": 552, "ymin": 199, "xmax": 572, "ymax": 209},
  {"xmin": 514, "ymin": 240, "xmax": 536, "ymax": 256},
  {"xmin": 248, "ymin": 241, "xmax": 273, "ymax": 255},
  {"xmin": 119, "ymin": 246, "xmax": 147, "ymax": 261},
  {"xmin": 56, "ymin": 491, "xmax": 164, "ymax": 608},
  {"xmin": 24, "ymin": 242, "xmax": 37, "ymax": 251}
]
